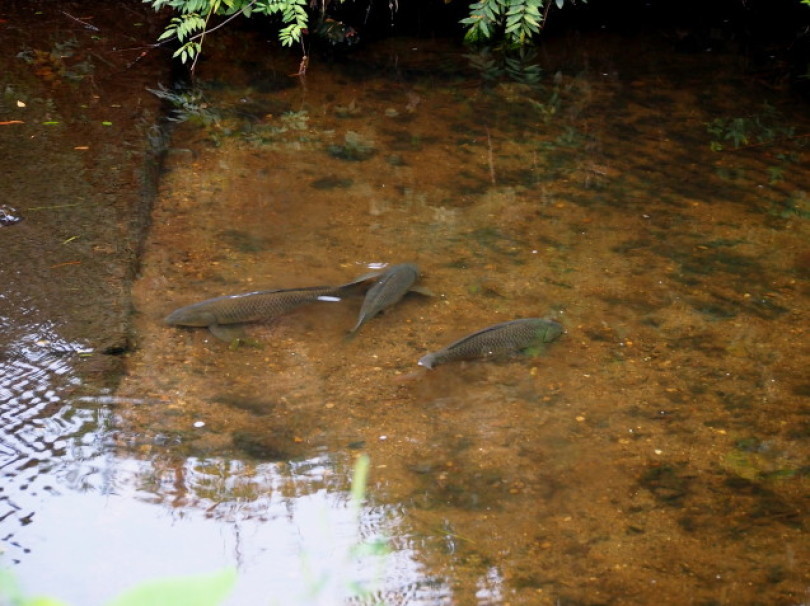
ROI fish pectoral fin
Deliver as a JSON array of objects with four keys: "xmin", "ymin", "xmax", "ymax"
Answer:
[
  {"xmin": 522, "ymin": 339, "xmax": 553, "ymax": 357},
  {"xmin": 351, "ymin": 269, "xmax": 385, "ymax": 283},
  {"xmin": 209, "ymin": 323, "xmax": 249, "ymax": 342},
  {"xmin": 522, "ymin": 344, "xmax": 545, "ymax": 357},
  {"xmin": 409, "ymin": 285, "xmax": 435, "ymax": 297},
  {"xmin": 338, "ymin": 270, "xmax": 385, "ymax": 293}
]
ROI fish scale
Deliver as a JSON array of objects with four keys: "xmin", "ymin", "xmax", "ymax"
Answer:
[
  {"xmin": 165, "ymin": 285, "xmax": 351, "ymax": 328},
  {"xmin": 418, "ymin": 317, "xmax": 563, "ymax": 369}
]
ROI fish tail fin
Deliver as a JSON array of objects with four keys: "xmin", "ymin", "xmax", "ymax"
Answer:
[
  {"xmin": 417, "ymin": 354, "xmax": 435, "ymax": 369},
  {"xmin": 346, "ymin": 319, "xmax": 363, "ymax": 336}
]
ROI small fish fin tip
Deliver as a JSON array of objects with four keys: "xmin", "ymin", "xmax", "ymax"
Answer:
[
  {"xmin": 409, "ymin": 286, "xmax": 435, "ymax": 297},
  {"xmin": 209, "ymin": 323, "xmax": 248, "ymax": 342}
]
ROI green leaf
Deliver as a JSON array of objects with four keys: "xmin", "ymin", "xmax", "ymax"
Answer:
[
  {"xmin": 106, "ymin": 568, "xmax": 237, "ymax": 606},
  {"xmin": 350, "ymin": 454, "xmax": 370, "ymax": 504},
  {"xmin": 0, "ymin": 569, "xmax": 71, "ymax": 606},
  {"xmin": 524, "ymin": 14, "xmax": 540, "ymax": 27}
]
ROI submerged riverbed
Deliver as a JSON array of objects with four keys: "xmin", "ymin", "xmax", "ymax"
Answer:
[{"xmin": 2, "ymin": 8, "xmax": 809, "ymax": 605}]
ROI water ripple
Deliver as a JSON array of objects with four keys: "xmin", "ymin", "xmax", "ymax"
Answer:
[{"xmin": 0, "ymin": 320, "xmax": 100, "ymax": 561}]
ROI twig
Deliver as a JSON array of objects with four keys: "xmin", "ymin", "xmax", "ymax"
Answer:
[
  {"xmin": 541, "ymin": 0, "xmax": 553, "ymax": 30},
  {"xmin": 50, "ymin": 261, "xmax": 82, "ymax": 269},
  {"xmin": 61, "ymin": 11, "xmax": 100, "ymax": 32},
  {"xmin": 28, "ymin": 203, "xmax": 80, "ymax": 211},
  {"xmin": 190, "ymin": 7, "xmax": 216, "ymax": 74},
  {"xmin": 189, "ymin": 0, "xmax": 259, "ymax": 73},
  {"xmin": 485, "ymin": 127, "xmax": 497, "ymax": 186},
  {"xmin": 120, "ymin": 0, "xmax": 260, "ymax": 72},
  {"xmin": 724, "ymin": 132, "xmax": 810, "ymax": 152},
  {"xmin": 290, "ymin": 54, "xmax": 309, "ymax": 77}
]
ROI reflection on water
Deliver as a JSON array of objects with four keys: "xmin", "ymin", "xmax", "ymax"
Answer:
[
  {"xmin": 1, "ymin": 322, "xmax": 447, "ymax": 604},
  {"xmin": 3, "ymin": 30, "xmax": 810, "ymax": 606},
  {"xmin": 0, "ymin": 326, "xmax": 87, "ymax": 465},
  {"xmin": 0, "ymin": 318, "xmax": 100, "ymax": 562},
  {"xmin": 5, "ymin": 418, "xmax": 447, "ymax": 605}
]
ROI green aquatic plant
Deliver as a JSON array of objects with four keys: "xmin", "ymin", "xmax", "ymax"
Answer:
[
  {"xmin": 767, "ymin": 165, "xmax": 785, "ymax": 184},
  {"xmin": 16, "ymin": 38, "xmax": 95, "ymax": 84},
  {"xmin": 327, "ymin": 131, "xmax": 376, "ymax": 161},
  {"xmin": 465, "ymin": 46, "xmax": 543, "ymax": 85},
  {"xmin": 706, "ymin": 103, "xmax": 796, "ymax": 151},
  {"xmin": 707, "ymin": 105, "xmax": 808, "ymax": 189},
  {"xmin": 239, "ymin": 110, "xmax": 313, "ymax": 147},
  {"xmin": 769, "ymin": 190, "xmax": 810, "ymax": 219},
  {"xmin": 279, "ymin": 109, "xmax": 309, "ymax": 131},
  {"xmin": 147, "ymin": 83, "xmax": 221, "ymax": 126},
  {"xmin": 720, "ymin": 436, "xmax": 809, "ymax": 482}
]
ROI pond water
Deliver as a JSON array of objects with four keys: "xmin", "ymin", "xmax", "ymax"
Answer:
[{"xmin": 4, "ymin": 26, "xmax": 809, "ymax": 606}]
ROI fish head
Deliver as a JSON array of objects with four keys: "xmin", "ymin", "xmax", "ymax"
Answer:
[
  {"xmin": 539, "ymin": 319, "xmax": 564, "ymax": 342},
  {"xmin": 396, "ymin": 262, "xmax": 420, "ymax": 279}
]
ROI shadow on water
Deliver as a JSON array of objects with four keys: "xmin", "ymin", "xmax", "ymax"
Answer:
[{"xmin": 2, "ymin": 7, "xmax": 810, "ymax": 606}]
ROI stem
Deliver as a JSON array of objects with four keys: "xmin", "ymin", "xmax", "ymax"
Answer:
[
  {"xmin": 61, "ymin": 11, "xmax": 100, "ymax": 31},
  {"xmin": 190, "ymin": 6, "xmax": 215, "ymax": 73},
  {"xmin": 189, "ymin": 0, "xmax": 258, "ymax": 42},
  {"xmin": 540, "ymin": 0, "xmax": 553, "ymax": 32}
]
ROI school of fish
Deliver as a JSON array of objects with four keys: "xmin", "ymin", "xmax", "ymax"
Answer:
[{"xmin": 165, "ymin": 262, "xmax": 564, "ymax": 367}]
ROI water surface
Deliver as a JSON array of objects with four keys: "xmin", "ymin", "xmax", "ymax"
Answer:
[{"xmin": 7, "ymin": 29, "xmax": 810, "ymax": 605}]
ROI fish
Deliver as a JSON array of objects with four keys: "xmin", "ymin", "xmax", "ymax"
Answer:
[
  {"xmin": 349, "ymin": 263, "xmax": 421, "ymax": 334},
  {"xmin": 165, "ymin": 280, "xmax": 364, "ymax": 341},
  {"xmin": 418, "ymin": 317, "xmax": 563, "ymax": 369}
]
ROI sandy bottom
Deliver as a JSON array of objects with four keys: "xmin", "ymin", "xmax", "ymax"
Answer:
[{"xmin": 118, "ymin": 34, "xmax": 809, "ymax": 604}]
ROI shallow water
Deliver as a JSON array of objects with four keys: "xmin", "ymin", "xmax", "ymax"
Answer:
[{"xmin": 6, "ymin": 29, "xmax": 810, "ymax": 606}]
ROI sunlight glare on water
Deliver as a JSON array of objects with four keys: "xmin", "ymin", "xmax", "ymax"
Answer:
[{"xmin": 8, "ymin": 446, "xmax": 447, "ymax": 605}]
